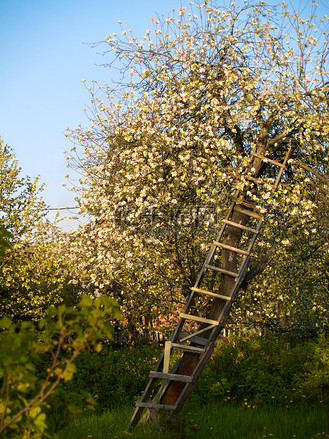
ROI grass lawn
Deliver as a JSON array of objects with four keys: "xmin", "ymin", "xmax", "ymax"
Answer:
[{"xmin": 58, "ymin": 402, "xmax": 327, "ymax": 439}]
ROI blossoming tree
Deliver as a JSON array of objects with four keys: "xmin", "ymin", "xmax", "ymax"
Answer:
[
  {"xmin": 0, "ymin": 140, "xmax": 81, "ymax": 320},
  {"xmin": 66, "ymin": 0, "xmax": 329, "ymax": 335}
]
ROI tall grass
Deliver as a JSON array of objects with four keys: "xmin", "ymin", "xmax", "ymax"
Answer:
[
  {"xmin": 58, "ymin": 405, "xmax": 157, "ymax": 439},
  {"xmin": 58, "ymin": 402, "xmax": 327, "ymax": 439},
  {"xmin": 191, "ymin": 403, "xmax": 327, "ymax": 439}
]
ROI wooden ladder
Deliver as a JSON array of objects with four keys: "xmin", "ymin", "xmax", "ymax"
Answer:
[{"xmin": 126, "ymin": 147, "xmax": 292, "ymax": 431}]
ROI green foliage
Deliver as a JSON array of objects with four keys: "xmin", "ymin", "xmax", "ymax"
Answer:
[
  {"xmin": 193, "ymin": 333, "xmax": 329, "ymax": 407},
  {"xmin": 57, "ymin": 333, "xmax": 329, "ymax": 418},
  {"xmin": 0, "ymin": 225, "xmax": 12, "ymax": 257},
  {"xmin": 0, "ymin": 295, "xmax": 122, "ymax": 438},
  {"xmin": 44, "ymin": 387, "xmax": 96, "ymax": 434},
  {"xmin": 0, "ymin": 139, "xmax": 88, "ymax": 321},
  {"xmin": 0, "ymin": 140, "xmax": 65, "ymax": 320},
  {"xmin": 64, "ymin": 344, "xmax": 161, "ymax": 409},
  {"xmin": 301, "ymin": 333, "xmax": 329, "ymax": 400},
  {"xmin": 0, "ymin": 140, "xmax": 46, "ymax": 238}
]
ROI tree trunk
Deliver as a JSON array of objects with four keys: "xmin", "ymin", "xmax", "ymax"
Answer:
[{"xmin": 161, "ymin": 148, "xmax": 268, "ymax": 406}]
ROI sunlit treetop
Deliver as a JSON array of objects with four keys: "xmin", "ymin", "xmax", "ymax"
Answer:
[
  {"xmin": 64, "ymin": 0, "xmax": 329, "ymax": 329},
  {"xmin": 66, "ymin": 0, "xmax": 329, "ymax": 216}
]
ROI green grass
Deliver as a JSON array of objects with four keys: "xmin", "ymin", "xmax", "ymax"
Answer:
[{"xmin": 58, "ymin": 402, "xmax": 328, "ymax": 439}]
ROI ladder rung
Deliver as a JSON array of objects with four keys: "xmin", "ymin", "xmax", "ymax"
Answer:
[
  {"xmin": 214, "ymin": 242, "xmax": 250, "ymax": 256},
  {"xmin": 136, "ymin": 402, "xmax": 176, "ymax": 410},
  {"xmin": 150, "ymin": 371, "xmax": 193, "ymax": 383},
  {"xmin": 180, "ymin": 313, "xmax": 219, "ymax": 326},
  {"xmin": 222, "ymin": 219, "xmax": 258, "ymax": 234},
  {"xmin": 245, "ymin": 176, "xmax": 275, "ymax": 189},
  {"xmin": 205, "ymin": 264, "xmax": 239, "ymax": 278},
  {"xmin": 191, "ymin": 287, "xmax": 231, "ymax": 301},
  {"xmin": 171, "ymin": 343, "xmax": 205, "ymax": 353},
  {"xmin": 239, "ymin": 200, "xmax": 256, "ymax": 209},
  {"xmin": 180, "ymin": 332, "xmax": 209, "ymax": 346},
  {"xmin": 234, "ymin": 205, "xmax": 262, "ymax": 219},
  {"xmin": 252, "ymin": 153, "xmax": 286, "ymax": 168}
]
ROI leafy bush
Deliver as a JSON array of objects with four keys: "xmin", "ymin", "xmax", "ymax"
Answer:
[
  {"xmin": 192, "ymin": 333, "xmax": 329, "ymax": 407},
  {"xmin": 0, "ymin": 295, "xmax": 122, "ymax": 438},
  {"xmin": 60, "ymin": 333, "xmax": 329, "ymax": 413},
  {"xmin": 65, "ymin": 344, "xmax": 162, "ymax": 409}
]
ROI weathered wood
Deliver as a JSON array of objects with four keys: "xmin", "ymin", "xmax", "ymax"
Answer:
[
  {"xmin": 150, "ymin": 371, "xmax": 193, "ymax": 383},
  {"xmin": 149, "ymin": 408, "xmax": 161, "ymax": 430},
  {"xmin": 233, "ymin": 205, "xmax": 262, "ymax": 219},
  {"xmin": 136, "ymin": 402, "xmax": 176, "ymax": 410},
  {"xmin": 160, "ymin": 352, "xmax": 200, "ymax": 405},
  {"xmin": 222, "ymin": 219, "xmax": 258, "ymax": 234},
  {"xmin": 163, "ymin": 341, "xmax": 171, "ymax": 373},
  {"xmin": 126, "ymin": 376, "xmax": 161, "ymax": 430},
  {"xmin": 171, "ymin": 342, "xmax": 205, "ymax": 353},
  {"xmin": 214, "ymin": 242, "xmax": 250, "ymax": 255},
  {"xmin": 174, "ymin": 342, "xmax": 216, "ymax": 412},
  {"xmin": 207, "ymin": 201, "xmax": 254, "ymax": 323},
  {"xmin": 204, "ymin": 263, "xmax": 239, "ymax": 277},
  {"xmin": 179, "ymin": 313, "xmax": 219, "ymax": 326},
  {"xmin": 191, "ymin": 287, "xmax": 232, "ymax": 301},
  {"xmin": 179, "ymin": 330, "xmax": 214, "ymax": 345}
]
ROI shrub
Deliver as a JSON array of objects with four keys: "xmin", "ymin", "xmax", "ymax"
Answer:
[
  {"xmin": 0, "ymin": 295, "xmax": 121, "ymax": 438},
  {"xmin": 192, "ymin": 333, "xmax": 329, "ymax": 407},
  {"xmin": 65, "ymin": 344, "xmax": 162, "ymax": 409}
]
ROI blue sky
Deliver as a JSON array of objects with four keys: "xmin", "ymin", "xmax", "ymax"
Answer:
[
  {"xmin": 0, "ymin": 0, "xmax": 328, "ymax": 229},
  {"xmin": 0, "ymin": 0, "xmax": 181, "ymax": 228}
]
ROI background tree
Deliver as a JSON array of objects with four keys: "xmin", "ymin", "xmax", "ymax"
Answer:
[
  {"xmin": 0, "ymin": 139, "xmax": 47, "ymax": 238},
  {"xmin": 66, "ymin": 0, "xmax": 329, "ymax": 335},
  {"xmin": 0, "ymin": 139, "xmax": 81, "ymax": 320}
]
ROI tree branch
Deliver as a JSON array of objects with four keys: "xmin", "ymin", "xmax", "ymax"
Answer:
[{"xmin": 240, "ymin": 248, "xmax": 276, "ymax": 290}]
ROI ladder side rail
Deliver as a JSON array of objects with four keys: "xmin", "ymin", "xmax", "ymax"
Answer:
[
  {"xmin": 206, "ymin": 226, "xmax": 262, "ymax": 344},
  {"xmin": 127, "ymin": 146, "xmax": 292, "ymax": 431},
  {"xmin": 203, "ymin": 193, "xmax": 241, "ymax": 268},
  {"xmin": 149, "ymin": 357, "xmax": 182, "ymax": 407},
  {"xmin": 273, "ymin": 147, "xmax": 292, "ymax": 189},
  {"xmin": 174, "ymin": 342, "xmax": 216, "ymax": 412},
  {"xmin": 170, "ymin": 285, "xmax": 201, "ymax": 343},
  {"xmin": 134, "ymin": 203, "xmax": 263, "ymax": 425},
  {"xmin": 164, "ymin": 195, "xmax": 249, "ymax": 345},
  {"xmin": 176, "ymin": 208, "xmax": 264, "ymax": 347},
  {"xmin": 127, "ymin": 375, "xmax": 162, "ymax": 430},
  {"xmin": 209, "ymin": 230, "xmax": 263, "ymax": 343},
  {"xmin": 128, "ymin": 346, "xmax": 186, "ymax": 430},
  {"xmin": 179, "ymin": 324, "xmax": 217, "ymax": 343}
]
